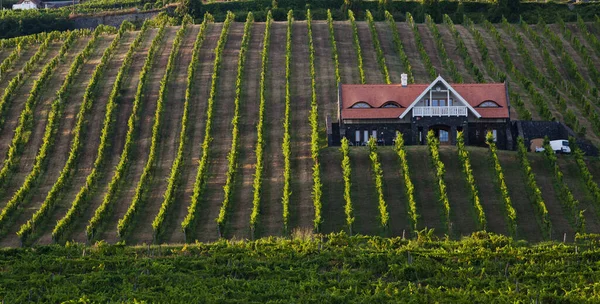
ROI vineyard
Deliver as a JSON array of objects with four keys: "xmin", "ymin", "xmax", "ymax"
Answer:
[{"xmin": 2, "ymin": 12, "xmax": 600, "ymax": 248}]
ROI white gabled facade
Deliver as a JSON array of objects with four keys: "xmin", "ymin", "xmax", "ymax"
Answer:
[{"xmin": 13, "ymin": 0, "xmax": 40, "ymax": 9}]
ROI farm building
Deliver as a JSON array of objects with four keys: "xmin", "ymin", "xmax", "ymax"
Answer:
[{"xmin": 336, "ymin": 75, "xmax": 513, "ymax": 149}]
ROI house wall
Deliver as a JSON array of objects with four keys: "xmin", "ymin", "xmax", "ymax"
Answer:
[
  {"xmin": 344, "ymin": 123, "xmax": 411, "ymax": 146},
  {"xmin": 13, "ymin": 1, "xmax": 38, "ymax": 9},
  {"xmin": 467, "ymin": 121, "xmax": 511, "ymax": 150}
]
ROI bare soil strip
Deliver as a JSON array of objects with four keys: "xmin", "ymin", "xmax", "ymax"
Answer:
[
  {"xmin": 439, "ymin": 147, "xmax": 478, "ymax": 238},
  {"xmin": 0, "ymin": 37, "xmax": 92, "ymax": 247},
  {"xmin": 474, "ymin": 25, "xmax": 539, "ymax": 120},
  {"xmin": 313, "ymin": 21, "xmax": 344, "ymax": 235},
  {"xmin": 355, "ymin": 22, "xmax": 384, "ymax": 84},
  {"xmin": 395, "ymin": 23, "xmax": 429, "ymax": 82},
  {"xmin": 528, "ymin": 153, "xmax": 575, "ymax": 241},
  {"xmin": 163, "ymin": 24, "xmax": 222, "ymax": 244},
  {"xmin": 97, "ymin": 29, "xmax": 160, "ymax": 244},
  {"xmin": 123, "ymin": 26, "xmax": 199, "ymax": 245},
  {"xmin": 349, "ymin": 148, "xmax": 379, "ymax": 235},
  {"xmin": 320, "ymin": 149, "xmax": 345, "ymax": 234},
  {"xmin": 454, "ymin": 25, "xmax": 495, "ymax": 82},
  {"xmin": 405, "ymin": 147, "xmax": 445, "ymax": 236},
  {"xmin": 258, "ymin": 21, "xmax": 286, "ymax": 238},
  {"xmin": 557, "ymin": 158, "xmax": 600, "ymax": 233},
  {"xmin": 289, "ymin": 21, "xmax": 314, "ymax": 232},
  {"xmin": 379, "ymin": 147, "xmax": 410, "ymax": 237},
  {"xmin": 333, "ymin": 21, "xmax": 359, "ymax": 84},
  {"xmin": 374, "ymin": 22, "xmax": 402, "ymax": 83},
  {"xmin": 227, "ymin": 23, "xmax": 264, "ymax": 240},
  {"xmin": 194, "ymin": 22, "xmax": 244, "ymax": 243},
  {"xmin": 35, "ymin": 30, "xmax": 169, "ymax": 245},
  {"xmin": 416, "ymin": 25, "xmax": 444, "ymax": 77},
  {"xmin": 0, "ymin": 44, "xmax": 61, "ymax": 192},
  {"xmin": 467, "ymin": 147, "xmax": 509, "ymax": 236},
  {"xmin": 497, "ymin": 150, "xmax": 543, "ymax": 242},
  {"xmin": 437, "ymin": 25, "xmax": 475, "ymax": 83}
]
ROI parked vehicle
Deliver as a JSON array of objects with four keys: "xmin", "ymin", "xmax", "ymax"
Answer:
[{"xmin": 534, "ymin": 139, "xmax": 571, "ymax": 154}]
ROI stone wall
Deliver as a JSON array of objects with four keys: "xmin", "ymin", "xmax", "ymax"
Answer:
[
  {"xmin": 71, "ymin": 10, "xmax": 160, "ymax": 29},
  {"xmin": 514, "ymin": 120, "xmax": 598, "ymax": 156}
]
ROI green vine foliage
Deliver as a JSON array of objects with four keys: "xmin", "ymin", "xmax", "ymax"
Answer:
[
  {"xmin": 326, "ymin": 10, "xmax": 341, "ymax": 86},
  {"xmin": 406, "ymin": 12, "xmax": 436, "ymax": 80},
  {"xmin": 365, "ymin": 10, "xmax": 390, "ymax": 84},
  {"xmin": 443, "ymin": 14, "xmax": 484, "ymax": 83},
  {"xmin": 426, "ymin": 130, "xmax": 450, "ymax": 233},
  {"xmin": 347, "ymin": 10, "xmax": 365, "ymax": 84},
  {"xmin": 384, "ymin": 11, "xmax": 414, "ymax": 83},
  {"xmin": 486, "ymin": 132, "xmax": 517, "ymax": 236},
  {"xmin": 394, "ymin": 132, "xmax": 418, "ymax": 232},
  {"xmin": 281, "ymin": 10, "xmax": 293, "ymax": 233},
  {"xmin": 570, "ymin": 137, "xmax": 600, "ymax": 220},
  {"xmin": 425, "ymin": 14, "xmax": 462, "ymax": 83},
  {"xmin": 340, "ymin": 137, "xmax": 354, "ymax": 234},
  {"xmin": 456, "ymin": 132, "xmax": 486, "ymax": 230},
  {"xmin": 367, "ymin": 137, "xmax": 389, "ymax": 230}
]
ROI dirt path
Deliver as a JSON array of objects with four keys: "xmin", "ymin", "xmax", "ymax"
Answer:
[
  {"xmin": 34, "ymin": 30, "xmax": 167, "ymax": 245},
  {"xmin": 374, "ymin": 22, "xmax": 402, "ymax": 83},
  {"xmin": 0, "ymin": 37, "xmax": 93, "ymax": 247},
  {"xmin": 497, "ymin": 150, "xmax": 543, "ymax": 242},
  {"xmin": 416, "ymin": 25, "xmax": 444, "ymax": 79},
  {"xmin": 405, "ymin": 146, "xmax": 445, "ymax": 236},
  {"xmin": 289, "ymin": 21, "xmax": 314, "ymax": 233},
  {"xmin": 349, "ymin": 147, "xmax": 379, "ymax": 235},
  {"xmin": 227, "ymin": 23, "xmax": 264, "ymax": 240},
  {"xmin": 258, "ymin": 21, "xmax": 286, "ymax": 238},
  {"xmin": 123, "ymin": 26, "xmax": 198, "ymax": 245},
  {"xmin": 528, "ymin": 153, "xmax": 575, "ymax": 241},
  {"xmin": 320, "ymin": 148, "xmax": 345, "ymax": 234},
  {"xmin": 439, "ymin": 147, "xmax": 478, "ymax": 238},
  {"xmin": 163, "ymin": 24, "xmax": 222, "ymax": 244},
  {"xmin": 558, "ymin": 157, "xmax": 600, "ymax": 234},
  {"xmin": 97, "ymin": 29, "xmax": 160, "ymax": 244},
  {"xmin": 194, "ymin": 22, "xmax": 244, "ymax": 243},
  {"xmin": 467, "ymin": 147, "xmax": 509, "ymax": 236},
  {"xmin": 333, "ymin": 21, "xmax": 359, "ymax": 84},
  {"xmin": 454, "ymin": 25, "xmax": 495, "ymax": 83},
  {"xmin": 437, "ymin": 25, "xmax": 475, "ymax": 83},
  {"xmin": 379, "ymin": 147, "xmax": 410, "ymax": 237},
  {"xmin": 0, "ymin": 44, "xmax": 61, "ymax": 197},
  {"xmin": 356, "ymin": 22, "xmax": 384, "ymax": 84},
  {"xmin": 396, "ymin": 23, "xmax": 429, "ymax": 83}
]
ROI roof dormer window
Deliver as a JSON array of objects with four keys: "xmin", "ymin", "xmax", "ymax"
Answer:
[
  {"xmin": 350, "ymin": 102, "xmax": 372, "ymax": 109},
  {"xmin": 477, "ymin": 100, "xmax": 501, "ymax": 108}
]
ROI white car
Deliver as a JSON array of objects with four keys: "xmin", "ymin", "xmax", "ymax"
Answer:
[{"xmin": 535, "ymin": 140, "xmax": 571, "ymax": 154}]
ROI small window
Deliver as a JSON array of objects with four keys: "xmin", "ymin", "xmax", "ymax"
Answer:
[
  {"xmin": 351, "ymin": 102, "xmax": 372, "ymax": 109},
  {"xmin": 382, "ymin": 101, "xmax": 401, "ymax": 108},
  {"xmin": 478, "ymin": 100, "xmax": 501, "ymax": 108}
]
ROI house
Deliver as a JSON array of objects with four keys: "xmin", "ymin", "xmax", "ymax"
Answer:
[
  {"xmin": 336, "ymin": 75, "xmax": 513, "ymax": 149},
  {"xmin": 12, "ymin": 0, "xmax": 42, "ymax": 9}
]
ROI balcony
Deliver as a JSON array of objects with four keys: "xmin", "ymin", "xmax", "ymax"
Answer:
[{"xmin": 413, "ymin": 106, "xmax": 467, "ymax": 117}]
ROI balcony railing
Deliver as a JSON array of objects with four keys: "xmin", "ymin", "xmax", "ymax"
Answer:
[{"xmin": 413, "ymin": 106, "xmax": 467, "ymax": 117}]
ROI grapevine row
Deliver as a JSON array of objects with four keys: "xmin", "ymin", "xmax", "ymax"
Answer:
[
  {"xmin": 442, "ymin": 14, "xmax": 484, "ymax": 82},
  {"xmin": 406, "ymin": 12, "xmax": 437, "ymax": 80},
  {"xmin": 426, "ymin": 130, "xmax": 450, "ymax": 232},
  {"xmin": 214, "ymin": 13, "xmax": 254, "ymax": 236},
  {"xmin": 365, "ymin": 10, "xmax": 390, "ymax": 84},
  {"xmin": 516, "ymin": 137, "xmax": 552, "ymax": 238},
  {"xmin": 307, "ymin": 9, "xmax": 322, "ymax": 231},
  {"xmin": 52, "ymin": 23, "xmax": 141, "ymax": 243},
  {"xmin": 367, "ymin": 138, "xmax": 389, "ymax": 229},
  {"xmin": 17, "ymin": 25, "xmax": 129, "ymax": 244},
  {"xmin": 425, "ymin": 14, "xmax": 463, "ymax": 83},
  {"xmin": 557, "ymin": 17, "xmax": 600, "ymax": 89},
  {"xmin": 394, "ymin": 132, "xmax": 417, "ymax": 231},
  {"xmin": 248, "ymin": 11, "xmax": 272, "ymax": 235},
  {"xmin": 116, "ymin": 23, "xmax": 183, "ymax": 243},
  {"xmin": 84, "ymin": 20, "xmax": 154, "ymax": 242},
  {"xmin": 281, "ymin": 10, "xmax": 293, "ymax": 232},
  {"xmin": 542, "ymin": 139, "xmax": 584, "ymax": 233},
  {"xmin": 384, "ymin": 11, "xmax": 414, "ymax": 83},
  {"xmin": 181, "ymin": 12, "xmax": 235, "ymax": 241},
  {"xmin": 347, "ymin": 10, "xmax": 365, "ymax": 84},
  {"xmin": 570, "ymin": 137, "xmax": 600, "ymax": 218},
  {"xmin": 151, "ymin": 16, "xmax": 211, "ymax": 242},
  {"xmin": 0, "ymin": 42, "xmax": 25, "ymax": 84},
  {"xmin": 340, "ymin": 137, "xmax": 354, "ymax": 234},
  {"xmin": 456, "ymin": 131, "xmax": 486, "ymax": 230},
  {"xmin": 326, "ymin": 10, "xmax": 341, "ymax": 86},
  {"xmin": 578, "ymin": 15, "xmax": 600, "ymax": 58},
  {"xmin": 485, "ymin": 132, "xmax": 517, "ymax": 236}
]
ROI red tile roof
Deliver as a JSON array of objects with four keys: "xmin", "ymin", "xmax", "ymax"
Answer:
[{"xmin": 340, "ymin": 83, "xmax": 509, "ymax": 120}]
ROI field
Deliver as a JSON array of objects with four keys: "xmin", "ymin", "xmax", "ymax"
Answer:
[{"xmin": 2, "ymin": 12, "xmax": 600, "ymax": 248}]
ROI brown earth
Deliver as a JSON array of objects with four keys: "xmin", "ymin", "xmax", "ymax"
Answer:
[
  {"xmin": 193, "ymin": 22, "xmax": 244, "ymax": 243},
  {"xmin": 439, "ymin": 147, "xmax": 478, "ymax": 238},
  {"xmin": 437, "ymin": 25, "xmax": 475, "ymax": 83},
  {"xmin": 258, "ymin": 21, "xmax": 286, "ymax": 238},
  {"xmin": 288, "ymin": 21, "xmax": 315, "ymax": 232},
  {"xmin": 126, "ymin": 26, "xmax": 199, "ymax": 245},
  {"xmin": 333, "ymin": 21, "xmax": 359, "ymax": 84},
  {"xmin": 454, "ymin": 25, "xmax": 495, "ymax": 83},
  {"xmin": 97, "ymin": 28, "xmax": 159, "ymax": 244},
  {"xmin": 374, "ymin": 22, "xmax": 403, "ymax": 84},
  {"xmin": 395, "ymin": 23, "xmax": 429, "ymax": 83},
  {"xmin": 416, "ymin": 24, "xmax": 444, "ymax": 79},
  {"xmin": 379, "ymin": 147, "xmax": 411, "ymax": 237},
  {"xmin": 355, "ymin": 22, "xmax": 384, "ymax": 84},
  {"xmin": 227, "ymin": 23, "xmax": 264, "ymax": 240},
  {"xmin": 163, "ymin": 23, "xmax": 222, "ymax": 244},
  {"xmin": 466, "ymin": 147, "xmax": 509, "ymax": 236}
]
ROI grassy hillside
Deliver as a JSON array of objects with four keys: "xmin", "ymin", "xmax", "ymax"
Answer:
[{"xmin": 1, "ymin": 13, "xmax": 600, "ymax": 247}]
